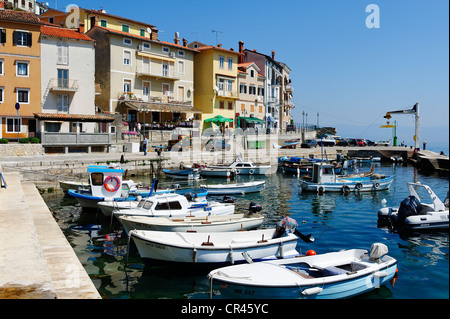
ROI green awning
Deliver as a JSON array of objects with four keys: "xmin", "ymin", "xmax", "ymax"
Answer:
[
  {"xmin": 238, "ymin": 116, "xmax": 265, "ymax": 124},
  {"xmin": 204, "ymin": 115, "xmax": 233, "ymax": 123}
]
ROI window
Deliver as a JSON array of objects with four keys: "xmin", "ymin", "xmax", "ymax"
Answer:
[
  {"xmin": 227, "ymin": 80, "xmax": 233, "ymax": 92},
  {"xmin": 123, "ymin": 79, "xmax": 132, "ymax": 93},
  {"xmin": 123, "ymin": 50, "xmax": 131, "ymax": 65},
  {"xmin": 142, "ymin": 42, "xmax": 151, "ymax": 50},
  {"xmin": 258, "ymin": 86, "xmax": 264, "ymax": 96},
  {"xmin": 218, "ymin": 78, "xmax": 225, "ymax": 91},
  {"xmin": 142, "ymin": 81, "xmax": 150, "ymax": 97},
  {"xmin": 57, "ymin": 94, "xmax": 69, "ymax": 112},
  {"xmin": 250, "ymin": 70, "xmax": 255, "ymax": 77},
  {"xmin": 228, "ymin": 101, "xmax": 233, "ymax": 110},
  {"xmin": 13, "ymin": 31, "xmax": 32, "ymax": 47},
  {"xmin": 48, "ymin": 17, "xmax": 54, "ymax": 24},
  {"xmin": 6, "ymin": 118, "xmax": 21, "ymax": 133},
  {"xmin": 162, "ymin": 47, "xmax": 170, "ymax": 53},
  {"xmin": 249, "ymin": 85, "xmax": 256, "ymax": 95},
  {"xmin": 162, "ymin": 61, "xmax": 168, "ymax": 77},
  {"xmin": 178, "ymin": 61, "xmax": 184, "ymax": 75},
  {"xmin": 0, "ymin": 59, "xmax": 3, "ymax": 75},
  {"xmin": 250, "ymin": 104, "xmax": 254, "ymax": 112},
  {"xmin": 91, "ymin": 173, "xmax": 104, "ymax": 186},
  {"xmin": 219, "ymin": 56, "xmax": 224, "ymax": 69},
  {"xmin": 140, "ymin": 29, "xmax": 146, "ymax": 37},
  {"xmin": 178, "ymin": 50, "xmax": 185, "ymax": 57},
  {"xmin": 16, "ymin": 62, "xmax": 29, "ymax": 76},
  {"xmin": 155, "ymin": 201, "xmax": 182, "ymax": 210},
  {"xmin": 228, "ymin": 57, "xmax": 233, "ymax": 70},
  {"xmin": 219, "ymin": 101, "xmax": 224, "ymax": 109},
  {"xmin": 17, "ymin": 88, "xmax": 29, "ymax": 103},
  {"xmin": 0, "ymin": 29, "xmax": 6, "ymax": 44},
  {"xmin": 259, "ymin": 105, "xmax": 263, "ymax": 113},
  {"xmin": 241, "ymin": 104, "xmax": 245, "ymax": 111},
  {"xmin": 45, "ymin": 122, "xmax": 61, "ymax": 132},
  {"xmin": 57, "ymin": 69, "xmax": 68, "ymax": 88},
  {"xmin": 57, "ymin": 44, "xmax": 69, "ymax": 65},
  {"xmin": 122, "ymin": 24, "xmax": 130, "ymax": 33},
  {"xmin": 123, "ymin": 38, "xmax": 132, "ymax": 46},
  {"xmin": 0, "ymin": 87, "xmax": 4, "ymax": 103},
  {"xmin": 239, "ymin": 83, "xmax": 246, "ymax": 94},
  {"xmin": 100, "ymin": 20, "xmax": 107, "ymax": 27}
]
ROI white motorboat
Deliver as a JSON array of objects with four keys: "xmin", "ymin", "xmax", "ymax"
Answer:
[
  {"xmin": 299, "ymin": 162, "xmax": 393, "ymax": 193},
  {"xmin": 378, "ymin": 183, "xmax": 449, "ymax": 231},
  {"xmin": 209, "ymin": 157, "xmax": 271, "ymax": 175},
  {"xmin": 208, "ymin": 243, "xmax": 398, "ymax": 299},
  {"xmin": 129, "ymin": 228, "xmax": 298, "ymax": 265},
  {"xmin": 113, "ymin": 193, "xmax": 234, "ymax": 219},
  {"xmin": 119, "ymin": 213, "xmax": 264, "ymax": 235},
  {"xmin": 200, "ymin": 181, "xmax": 265, "ymax": 195},
  {"xmin": 59, "ymin": 180, "xmax": 90, "ymax": 193},
  {"xmin": 200, "ymin": 167, "xmax": 237, "ymax": 178}
]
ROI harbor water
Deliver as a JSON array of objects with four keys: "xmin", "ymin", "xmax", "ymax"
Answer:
[{"xmin": 41, "ymin": 162, "xmax": 449, "ymax": 299}]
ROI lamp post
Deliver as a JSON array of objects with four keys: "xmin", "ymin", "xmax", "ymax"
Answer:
[{"xmin": 15, "ymin": 103, "xmax": 20, "ymax": 142}]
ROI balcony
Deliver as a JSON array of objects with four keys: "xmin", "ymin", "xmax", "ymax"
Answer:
[
  {"xmin": 49, "ymin": 78, "xmax": 79, "ymax": 93},
  {"xmin": 216, "ymin": 90, "xmax": 239, "ymax": 99},
  {"xmin": 136, "ymin": 69, "xmax": 180, "ymax": 81},
  {"xmin": 118, "ymin": 92, "xmax": 193, "ymax": 107},
  {"xmin": 285, "ymin": 85, "xmax": 294, "ymax": 93}
]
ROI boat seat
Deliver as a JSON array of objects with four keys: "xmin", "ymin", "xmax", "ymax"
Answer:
[{"xmin": 322, "ymin": 266, "xmax": 349, "ymax": 276}]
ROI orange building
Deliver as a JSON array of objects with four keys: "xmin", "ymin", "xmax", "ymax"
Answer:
[{"xmin": 0, "ymin": 9, "xmax": 41, "ymax": 140}]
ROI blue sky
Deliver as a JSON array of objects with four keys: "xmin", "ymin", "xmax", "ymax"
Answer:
[{"xmin": 55, "ymin": 0, "xmax": 448, "ymax": 146}]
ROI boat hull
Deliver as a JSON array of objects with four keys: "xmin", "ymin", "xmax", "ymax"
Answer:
[
  {"xmin": 201, "ymin": 181, "xmax": 265, "ymax": 195},
  {"xmin": 119, "ymin": 214, "xmax": 264, "ymax": 234},
  {"xmin": 378, "ymin": 207, "xmax": 449, "ymax": 231},
  {"xmin": 299, "ymin": 177, "xmax": 393, "ymax": 193},
  {"xmin": 130, "ymin": 229, "xmax": 298, "ymax": 265}
]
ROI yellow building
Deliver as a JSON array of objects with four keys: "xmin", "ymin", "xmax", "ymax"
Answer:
[
  {"xmin": 188, "ymin": 42, "xmax": 241, "ymax": 130},
  {"xmin": 0, "ymin": 9, "xmax": 41, "ymax": 140}
]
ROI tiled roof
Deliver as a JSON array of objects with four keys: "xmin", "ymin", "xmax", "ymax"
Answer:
[
  {"xmin": 81, "ymin": 8, "xmax": 156, "ymax": 29},
  {"xmin": 196, "ymin": 45, "xmax": 243, "ymax": 56},
  {"xmin": 0, "ymin": 9, "xmax": 41, "ymax": 24},
  {"xmin": 40, "ymin": 25, "xmax": 94, "ymax": 42},
  {"xmin": 88, "ymin": 26, "xmax": 199, "ymax": 52},
  {"xmin": 34, "ymin": 113, "xmax": 115, "ymax": 122}
]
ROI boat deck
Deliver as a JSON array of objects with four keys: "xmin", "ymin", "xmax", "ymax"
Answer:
[{"xmin": 0, "ymin": 171, "xmax": 101, "ymax": 299}]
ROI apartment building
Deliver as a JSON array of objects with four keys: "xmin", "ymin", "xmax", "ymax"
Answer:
[
  {"xmin": 188, "ymin": 41, "xmax": 241, "ymax": 130},
  {"xmin": 0, "ymin": 9, "xmax": 41, "ymax": 140}
]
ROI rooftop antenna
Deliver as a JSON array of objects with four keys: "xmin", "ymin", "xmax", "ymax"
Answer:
[{"xmin": 211, "ymin": 29, "xmax": 223, "ymax": 45}]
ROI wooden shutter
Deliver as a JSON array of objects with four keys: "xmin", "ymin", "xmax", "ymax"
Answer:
[
  {"xmin": 26, "ymin": 32, "xmax": 32, "ymax": 46},
  {"xmin": 13, "ymin": 31, "xmax": 18, "ymax": 45},
  {"xmin": 0, "ymin": 29, "xmax": 6, "ymax": 44}
]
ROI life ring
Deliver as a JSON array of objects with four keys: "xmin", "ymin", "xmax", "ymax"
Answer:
[
  {"xmin": 355, "ymin": 183, "xmax": 363, "ymax": 190},
  {"xmin": 373, "ymin": 182, "xmax": 380, "ymax": 189},
  {"xmin": 341, "ymin": 185, "xmax": 351, "ymax": 194},
  {"xmin": 248, "ymin": 169, "xmax": 255, "ymax": 175},
  {"xmin": 104, "ymin": 175, "xmax": 121, "ymax": 192}
]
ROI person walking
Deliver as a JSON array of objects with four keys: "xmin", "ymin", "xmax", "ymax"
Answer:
[
  {"xmin": 143, "ymin": 136, "xmax": 148, "ymax": 155},
  {"xmin": 423, "ymin": 139, "xmax": 427, "ymax": 150}
]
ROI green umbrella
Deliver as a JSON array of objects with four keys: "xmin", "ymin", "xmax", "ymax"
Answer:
[{"xmin": 204, "ymin": 115, "xmax": 233, "ymax": 123}]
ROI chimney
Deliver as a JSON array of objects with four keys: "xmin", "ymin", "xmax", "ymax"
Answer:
[
  {"xmin": 150, "ymin": 28, "xmax": 158, "ymax": 41},
  {"xmin": 78, "ymin": 22, "xmax": 85, "ymax": 33},
  {"xmin": 238, "ymin": 41, "xmax": 244, "ymax": 63},
  {"xmin": 182, "ymin": 38, "xmax": 188, "ymax": 47},
  {"xmin": 217, "ymin": 43, "xmax": 222, "ymax": 47},
  {"xmin": 174, "ymin": 32, "xmax": 180, "ymax": 45},
  {"xmin": 272, "ymin": 50, "xmax": 275, "ymax": 60}
]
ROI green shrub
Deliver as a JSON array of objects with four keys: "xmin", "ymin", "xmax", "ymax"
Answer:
[
  {"xmin": 19, "ymin": 138, "xmax": 30, "ymax": 143},
  {"xmin": 0, "ymin": 138, "xmax": 8, "ymax": 144},
  {"xmin": 30, "ymin": 137, "xmax": 40, "ymax": 143}
]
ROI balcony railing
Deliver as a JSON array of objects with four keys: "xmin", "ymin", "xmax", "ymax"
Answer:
[
  {"xmin": 49, "ymin": 78, "xmax": 79, "ymax": 92},
  {"xmin": 285, "ymin": 85, "xmax": 294, "ymax": 93},
  {"xmin": 216, "ymin": 90, "xmax": 239, "ymax": 99},
  {"xmin": 118, "ymin": 92, "xmax": 193, "ymax": 106},
  {"xmin": 136, "ymin": 69, "xmax": 180, "ymax": 80}
]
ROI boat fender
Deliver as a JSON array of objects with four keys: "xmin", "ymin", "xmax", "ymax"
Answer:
[
  {"xmin": 249, "ymin": 169, "xmax": 255, "ymax": 175},
  {"xmin": 192, "ymin": 248, "xmax": 197, "ymax": 263},
  {"xmin": 355, "ymin": 183, "xmax": 363, "ymax": 190},
  {"xmin": 306, "ymin": 250, "xmax": 316, "ymax": 256},
  {"xmin": 373, "ymin": 182, "xmax": 380, "ymax": 189},
  {"xmin": 301, "ymin": 287, "xmax": 323, "ymax": 296},
  {"xmin": 317, "ymin": 186, "xmax": 325, "ymax": 194},
  {"xmin": 229, "ymin": 247, "xmax": 234, "ymax": 264},
  {"xmin": 279, "ymin": 242, "xmax": 284, "ymax": 258},
  {"xmin": 104, "ymin": 175, "xmax": 121, "ymax": 192},
  {"xmin": 341, "ymin": 185, "xmax": 350, "ymax": 194},
  {"xmin": 373, "ymin": 271, "xmax": 388, "ymax": 278}
]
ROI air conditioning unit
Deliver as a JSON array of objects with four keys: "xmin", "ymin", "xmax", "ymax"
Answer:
[{"xmin": 169, "ymin": 52, "xmax": 175, "ymax": 58}]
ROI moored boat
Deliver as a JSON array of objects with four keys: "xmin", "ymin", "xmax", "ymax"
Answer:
[
  {"xmin": 200, "ymin": 181, "xmax": 265, "ymax": 195},
  {"xmin": 129, "ymin": 228, "xmax": 299, "ymax": 265},
  {"xmin": 208, "ymin": 243, "xmax": 398, "ymax": 299},
  {"xmin": 162, "ymin": 168, "xmax": 200, "ymax": 179},
  {"xmin": 299, "ymin": 162, "xmax": 393, "ymax": 193},
  {"xmin": 199, "ymin": 167, "xmax": 237, "ymax": 178},
  {"xmin": 119, "ymin": 213, "xmax": 264, "ymax": 235},
  {"xmin": 209, "ymin": 157, "xmax": 271, "ymax": 175},
  {"xmin": 377, "ymin": 183, "xmax": 449, "ymax": 231}
]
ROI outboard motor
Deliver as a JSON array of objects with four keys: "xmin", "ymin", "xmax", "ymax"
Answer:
[
  {"xmin": 184, "ymin": 192, "xmax": 194, "ymax": 201},
  {"xmin": 248, "ymin": 202, "xmax": 262, "ymax": 214},
  {"xmin": 171, "ymin": 183, "xmax": 181, "ymax": 189},
  {"xmin": 222, "ymin": 196, "xmax": 234, "ymax": 203},
  {"xmin": 397, "ymin": 195, "xmax": 422, "ymax": 225}
]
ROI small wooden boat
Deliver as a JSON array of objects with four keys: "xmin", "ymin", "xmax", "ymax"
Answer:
[
  {"xmin": 130, "ymin": 228, "xmax": 298, "ymax": 265},
  {"xmin": 208, "ymin": 243, "xmax": 398, "ymax": 299},
  {"xmin": 378, "ymin": 182, "xmax": 449, "ymax": 231},
  {"xmin": 113, "ymin": 193, "xmax": 234, "ymax": 219},
  {"xmin": 200, "ymin": 181, "xmax": 265, "ymax": 195},
  {"xmin": 283, "ymin": 138, "xmax": 301, "ymax": 149},
  {"xmin": 59, "ymin": 180, "xmax": 89, "ymax": 193},
  {"xmin": 119, "ymin": 213, "xmax": 264, "ymax": 235},
  {"xmin": 162, "ymin": 168, "xmax": 200, "ymax": 179},
  {"xmin": 299, "ymin": 162, "xmax": 393, "ymax": 193}
]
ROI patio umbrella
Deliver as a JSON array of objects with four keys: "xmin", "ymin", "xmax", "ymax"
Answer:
[{"xmin": 204, "ymin": 115, "xmax": 233, "ymax": 124}]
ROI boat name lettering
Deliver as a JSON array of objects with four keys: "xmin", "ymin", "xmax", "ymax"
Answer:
[{"xmin": 144, "ymin": 242, "xmax": 166, "ymax": 250}]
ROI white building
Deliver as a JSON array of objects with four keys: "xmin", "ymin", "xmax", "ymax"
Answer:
[{"xmin": 40, "ymin": 24, "xmax": 97, "ymax": 133}]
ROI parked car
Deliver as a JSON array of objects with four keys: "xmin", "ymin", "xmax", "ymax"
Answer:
[
  {"xmin": 301, "ymin": 139, "xmax": 318, "ymax": 148},
  {"xmin": 205, "ymin": 139, "xmax": 231, "ymax": 151},
  {"xmin": 336, "ymin": 139, "xmax": 349, "ymax": 146},
  {"xmin": 365, "ymin": 139, "xmax": 376, "ymax": 146},
  {"xmin": 375, "ymin": 140, "xmax": 390, "ymax": 146},
  {"xmin": 355, "ymin": 139, "xmax": 365, "ymax": 146},
  {"xmin": 286, "ymin": 124, "xmax": 296, "ymax": 132},
  {"xmin": 347, "ymin": 138, "xmax": 357, "ymax": 146}
]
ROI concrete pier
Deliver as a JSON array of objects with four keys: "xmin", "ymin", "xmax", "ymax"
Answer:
[{"xmin": 0, "ymin": 171, "xmax": 101, "ymax": 299}]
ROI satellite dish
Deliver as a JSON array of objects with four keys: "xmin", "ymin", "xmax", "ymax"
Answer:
[{"xmin": 147, "ymin": 27, "xmax": 152, "ymax": 35}]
